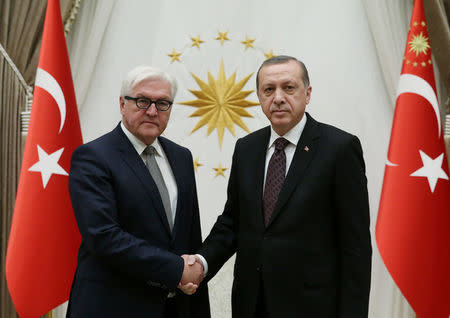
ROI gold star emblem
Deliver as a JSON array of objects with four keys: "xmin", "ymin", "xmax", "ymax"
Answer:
[
  {"xmin": 213, "ymin": 163, "xmax": 227, "ymax": 177},
  {"xmin": 191, "ymin": 34, "xmax": 204, "ymax": 49},
  {"xmin": 216, "ymin": 31, "xmax": 230, "ymax": 45},
  {"xmin": 264, "ymin": 49, "xmax": 276, "ymax": 60},
  {"xmin": 193, "ymin": 157, "xmax": 203, "ymax": 172},
  {"xmin": 421, "ymin": 61, "xmax": 426, "ymax": 67},
  {"xmin": 413, "ymin": 21, "xmax": 418, "ymax": 27},
  {"xmin": 408, "ymin": 32, "xmax": 430, "ymax": 56},
  {"xmin": 406, "ymin": 60, "xmax": 410, "ymax": 65},
  {"xmin": 428, "ymin": 59, "xmax": 432, "ymax": 64},
  {"xmin": 168, "ymin": 49, "xmax": 182, "ymax": 63},
  {"xmin": 241, "ymin": 35, "xmax": 255, "ymax": 50},
  {"xmin": 180, "ymin": 59, "xmax": 260, "ymax": 147},
  {"xmin": 421, "ymin": 21, "xmax": 426, "ymax": 27},
  {"xmin": 413, "ymin": 61, "xmax": 418, "ymax": 67}
]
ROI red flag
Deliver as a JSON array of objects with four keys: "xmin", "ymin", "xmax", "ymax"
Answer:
[
  {"xmin": 5, "ymin": 0, "xmax": 82, "ymax": 316},
  {"xmin": 376, "ymin": 0, "xmax": 450, "ymax": 317}
]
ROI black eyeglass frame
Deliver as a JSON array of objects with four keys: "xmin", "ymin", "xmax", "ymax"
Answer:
[{"xmin": 124, "ymin": 96, "xmax": 173, "ymax": 111}]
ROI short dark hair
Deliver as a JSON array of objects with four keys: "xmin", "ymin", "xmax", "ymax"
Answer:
[{"xmin": 256, "ymin": 55, "xmax": 310, "ymax": 90}]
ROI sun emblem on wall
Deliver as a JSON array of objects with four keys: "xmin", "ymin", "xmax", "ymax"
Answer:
[{"xmin": 179, "ymin": 59, "xmax": 260, "ymax": 147}]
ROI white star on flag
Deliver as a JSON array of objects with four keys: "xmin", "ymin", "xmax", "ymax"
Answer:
[
  {"xmin": 410, "ymin": 150, "xmax": 449, "ymax": 193},
  {"xmin": 28, "ymin": 145, "xmax": 68, "ymax": 188}
]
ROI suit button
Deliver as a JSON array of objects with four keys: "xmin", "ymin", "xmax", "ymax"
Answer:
[{"xmin": 256, "ymin": 266, "xmax": 261, "ymax": 272}]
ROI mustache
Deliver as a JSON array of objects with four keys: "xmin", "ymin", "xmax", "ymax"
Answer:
[{"xmin": 269, "ymin": 104, "xmax": 289, "ymax": 113}]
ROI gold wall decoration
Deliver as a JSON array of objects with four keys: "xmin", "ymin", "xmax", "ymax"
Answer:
[
  {"xmin": 213, "ymin": 163, "xmax": 227, "ymax": 177},
  {"xmin": 193, "ymin": 157, "xmax": 203, "ymax": 172},
  {"xmin": 180, "ymin": 59, "xmax": 259, "ymax": 147},
  {"xmin": 165, "ymin": 30, "xmax": 277, "ymax": 179}
]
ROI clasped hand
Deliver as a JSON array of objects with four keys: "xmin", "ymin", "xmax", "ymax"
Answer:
[{"xmin": 178, "ymin": 254, "xmax": 204, "ymax": 295}]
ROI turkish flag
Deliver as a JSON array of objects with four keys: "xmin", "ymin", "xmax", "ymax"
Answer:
[
  {"xmin": 5, "ymin": 0, "xmax": 82, "ymax": 317},
  {"xmin": 376, "ymin": 0, "xmax": 450, "ymax": 317}
]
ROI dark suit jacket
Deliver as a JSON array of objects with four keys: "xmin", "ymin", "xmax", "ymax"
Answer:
[
  {"xmin": 199, "ymin": 113, "xmax": 372, "ymax": 318},
  {"xmin": 66, "ymin": 124, "xmax": 210, "ymax": 318}
]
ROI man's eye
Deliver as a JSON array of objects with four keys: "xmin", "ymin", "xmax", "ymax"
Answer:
[
  {"xmin": 284, "ymin": 86, "xmax": 296, "ymax": 93},
  {"xmin": 156, "ymin": 100, "xmax": 170, "ymax": 107},
  {"xmin": 137, "ymin": 98, "xmax": 150, "ymax": 105},
  {"xmin": 264, "ymin": 87, "xmax": 274, "ymax": 94}
]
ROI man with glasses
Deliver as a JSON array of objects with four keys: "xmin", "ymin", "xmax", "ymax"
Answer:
[{"xmin": 66, "ymin": 66, "xmax": 210, "ymax": 318}]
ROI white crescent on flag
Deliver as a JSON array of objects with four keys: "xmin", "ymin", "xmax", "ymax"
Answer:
[
  {"xmin": 396, "ymin": 73, "xmax": 441, "ymax": 137},
  {"xmin": 35, "ymin": 67, "xmax": 66, "ymax": 133}
]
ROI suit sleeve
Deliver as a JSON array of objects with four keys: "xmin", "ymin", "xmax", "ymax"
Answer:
[
  {"xmin": 183, "ymin": 151, "xmax": 211, "ymax": 317},
  {"xmin": 69, "ymin": 145, "xmax": 184, "ymax": 289},
  {"xmin": 334, "ymin": 135, "xmax": 372, "ymax": 318},
  {"xmin": 198, "ymin": 139, "xmax": 241, "ymax": 279}
]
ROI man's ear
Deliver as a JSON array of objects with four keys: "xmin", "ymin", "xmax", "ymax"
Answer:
[
  {"xmin": 119, "ymin": 96, "xmax": 126, "ymax": 115},
  {"xmin": 305, "ymin": 86, "xmax": 312, "ymax": 104}
]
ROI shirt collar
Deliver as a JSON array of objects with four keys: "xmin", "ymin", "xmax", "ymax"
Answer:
[
  {"xmin": 267, "ymin": 114, "xmax": 307, "ymax": 149},
  {"xmin": 120, "ymin": 122, "xmax": 163, "ymax": 156}
]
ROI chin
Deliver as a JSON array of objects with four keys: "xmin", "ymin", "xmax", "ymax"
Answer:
[{"xmin": 271, "ymin": 118, "xmax": 290, "ymax": 127}]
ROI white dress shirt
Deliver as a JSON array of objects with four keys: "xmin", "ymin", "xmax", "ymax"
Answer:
[
  {"xmin": 263, "ymin": 115, "xmax": 307, "ymax": 191},
  {"xmin": 120, "ymin": 123, "xmax": 178, "ymax": 224}
]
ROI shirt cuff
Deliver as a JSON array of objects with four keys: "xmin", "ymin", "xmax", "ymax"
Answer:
[{"xmin": 195, "ymin": 254, "xmax": 208, "ymax": 276}]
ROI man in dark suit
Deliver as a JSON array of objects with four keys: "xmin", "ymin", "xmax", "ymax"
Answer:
[
  {"xmin": 66, "ymin": 66, "xmax": 210, "ymax": 318},
  {"xmin": 193, "ymin": 56, "xmax": 372, "ymax": 317}
]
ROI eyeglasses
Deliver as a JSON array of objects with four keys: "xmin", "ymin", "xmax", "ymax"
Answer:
[{"xmin": 124, "ymin": 96, "xmax": 173, "ymax": 111}]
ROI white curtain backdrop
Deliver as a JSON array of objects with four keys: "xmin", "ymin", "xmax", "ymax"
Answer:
[
  {"xmin": 66, "ymin": 0, "xmax": 116, "ymax": 111},
  {"xmin": 362, "ymin": 0, "xmax": 413, "ymax": 106},
  {"xmin": 362, "ymin": 1, "xmax": 416, "ymax": 317},
  {"xmin": 55, "ymin": 0, "xmax": 420, "ymax": 317}
]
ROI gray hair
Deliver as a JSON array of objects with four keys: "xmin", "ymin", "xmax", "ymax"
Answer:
[
  {"xmin": 256, "ymin": 55, "xmax": 310, "ymax": 90},
  {"xmin": 120, "ymin": 65, "xmax": 178, "ymax": 99}
]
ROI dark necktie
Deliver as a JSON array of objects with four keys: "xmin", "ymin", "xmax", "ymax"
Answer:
[
  {"xmin": 263, "ymin": 137, "xmax": 290, "ymax": 226},
  {"xmin": 144, "ymin": 146, "xmax": 173, "ymax": 231}
]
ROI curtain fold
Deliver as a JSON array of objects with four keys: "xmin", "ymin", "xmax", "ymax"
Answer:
[
  {"xmin": 66, "ymin": 0, "xmax": 116, "ymax": 112},
  {"xmin": 423, "ymin": 0, "xmax": 450, "ymax": 115},
  {"xmin": 1, "ymin": 1, "xmax": 47, "ymax": 85},
  {"xmin": 362, "ymin": 3, "xmax": 413, "ymax": 316},
  {"xmin": 0, "ymin": 1, "xmax": 79, "ymax": 317},
  {"xmin": 362, "ymin": 0, "xmax": 413, "ymax": 107},
  {"xmin": 0, "ymin": 52, "xmax": 24, "ymax": 318}
]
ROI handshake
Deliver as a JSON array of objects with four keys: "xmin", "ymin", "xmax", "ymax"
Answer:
[{"xmin": 178, "ymin": 254, "xmax": 204, "ymax": 295}]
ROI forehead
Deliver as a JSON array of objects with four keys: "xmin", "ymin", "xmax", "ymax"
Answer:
[
  {"xmin": 131, "ymin": 78, "xmax": 171, "ymax": 97},
  {"xmin": 259, "ymin": 60, "xmax": 303, "ymax": 85}
]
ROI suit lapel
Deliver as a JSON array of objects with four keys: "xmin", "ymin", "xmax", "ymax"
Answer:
[
  {"xmin": 266, "ymin": 114, "xmax": 321, "ymax": 228},
  {"xmin": 249, "ymin": 127, "xmax": 271, "ymax": 231},
  {"xmin": 113, "ymin": 125, "xmax": 172, "ymax": 236}
]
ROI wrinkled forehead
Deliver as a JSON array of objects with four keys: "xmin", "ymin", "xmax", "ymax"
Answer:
[{"xmin": 259, "ymin": 61, "xmax": 303, "ymax": 85}]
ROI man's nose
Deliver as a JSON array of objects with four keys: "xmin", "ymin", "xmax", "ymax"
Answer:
[
  {"xmin": 273, "ymin": 88, "xmax": 285, "ymax": 104},
  {"xmin": 146, "ymin": 103, "xmax": 158, "ymax": 116}
]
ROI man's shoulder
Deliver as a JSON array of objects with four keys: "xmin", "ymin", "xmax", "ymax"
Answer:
[
  {"xmin": 309, "ymin": 115, "xmax": 357, "ymax": 144},
  {"xmin": 238, "ymin": 126, "xmax": 270, "ymax": 146},
  {"xmin": 74, "ymin": 124, "xmax": 122, "ymax": 157},
  {"xmin": 158, "ymin": 136, "xmax": 191, "ymax": 156},
  {"xmin": 319, "ymin": 121, "xmax": 355, "ymax": 140}
]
